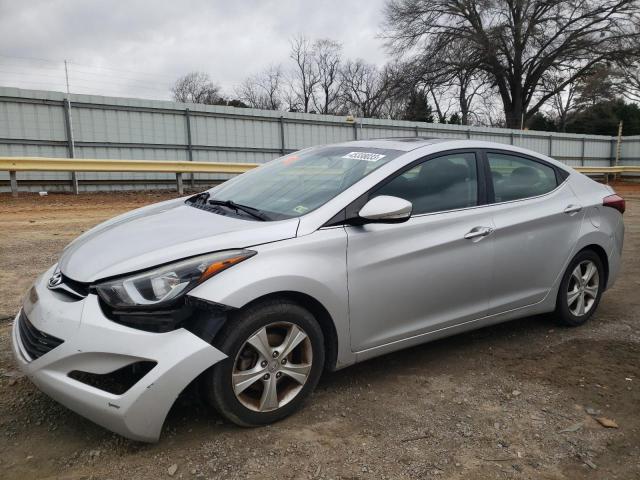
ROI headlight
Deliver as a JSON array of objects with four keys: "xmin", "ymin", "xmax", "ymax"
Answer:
[{"xmin": 95, "ymin": 250, "xmax": 255, "ymax": 309}]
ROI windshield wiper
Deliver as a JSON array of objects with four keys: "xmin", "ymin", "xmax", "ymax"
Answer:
[
  {"xmin": 188, "ymin": 191, "xmax": 210, "ymax": 204},
  {"xmin": 208, "ymin": 199, "xmax": 270, "ymax": 221}
]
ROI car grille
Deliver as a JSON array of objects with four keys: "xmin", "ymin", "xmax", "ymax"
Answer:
[
  {"xmin": 47, "ymin": 272, "xmax": 89, "ymax": 300},
  {"xmin": 60, "ymin": 273, "xmax": 90, "ymax": 297},
  {"xmin": 17, "ymin": 311, "xmax": 64, "ymax": 361}
]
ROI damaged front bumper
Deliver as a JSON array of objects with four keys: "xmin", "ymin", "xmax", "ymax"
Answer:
[{"xmin": 11, "ymin": 266, "xmax": 227, "ymax": 442}]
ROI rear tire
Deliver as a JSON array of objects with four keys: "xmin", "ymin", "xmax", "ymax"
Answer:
[
  {"xmin": 554, "ymin": 250, "xmax": 604, "ymax": 327},
  {"xmin": 201, "ymin": 299, "xmax": 324, "ymax": 426}
]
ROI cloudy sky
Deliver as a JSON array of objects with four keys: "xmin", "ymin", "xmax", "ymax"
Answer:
[{"xmin": 0, "ymin": 0, "xmax": 389, "ymax": 100}]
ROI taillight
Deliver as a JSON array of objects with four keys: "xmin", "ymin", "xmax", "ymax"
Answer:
[{"xmin": 603, "ymin": 194, "xmax": 625, "ymax": 214}]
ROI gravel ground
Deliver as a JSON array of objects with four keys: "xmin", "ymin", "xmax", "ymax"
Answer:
[{"xmin": 0, "ymin": 186, "xmax": 639, "ymax": 480}]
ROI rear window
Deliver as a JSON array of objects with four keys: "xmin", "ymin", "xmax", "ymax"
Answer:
[{"xmin": 487, "ymin": 153, "xmax": 558, "ymax": 202}]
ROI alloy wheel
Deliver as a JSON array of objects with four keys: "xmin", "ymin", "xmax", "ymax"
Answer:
[
  {"xmin": 567, "ymin": 260, "xmax": 599, "ymax": 316},
  {"xmin": 232, "ymin": 322, "xmax": 313, "ymax": 412}
]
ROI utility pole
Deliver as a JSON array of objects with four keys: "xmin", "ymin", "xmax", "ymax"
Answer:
[{"xmin": 64, "ymin": 60, "xmax": 79, "ymax": 194}]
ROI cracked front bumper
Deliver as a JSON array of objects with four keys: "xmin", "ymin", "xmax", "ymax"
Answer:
[{"xmin": 11, "ymin": 266, "xmax": 227, "ymax": 442}]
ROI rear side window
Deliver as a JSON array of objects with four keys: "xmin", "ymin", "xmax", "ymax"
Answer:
[
  {"xmin": 487, "ymin": 153, "xmax": 558, "ymax": 203},
  {"xmin": 374, "ymin": 153, "xmax": 478, "ymax": 214}
]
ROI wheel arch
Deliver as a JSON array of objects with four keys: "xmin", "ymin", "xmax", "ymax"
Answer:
[
  {"xmin": 238, "ymin": 291, "xmax": 340, "ymax": 372},
  {"xmin": 577, "ymin": 244, "xmax": 609, "ymax": 289}
]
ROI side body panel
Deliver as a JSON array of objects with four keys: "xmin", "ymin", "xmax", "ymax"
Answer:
[
  {"xmin": 346, "ymin": 162, "xmax": 622, "ymax": 364},
  {"xmin": 345, "ymin": 207, "xmax": 493, "ymax": 352},
  {"xmin": 188, "ymin": 228, "xmax": 355, "ymax": 368},
  {"xmin": 566, "ymin": 173, "xmax": 624, "ymax": 289},
  {"xmin": 486, "ymin": 182, "xmax": 584, "ymax": 314}
]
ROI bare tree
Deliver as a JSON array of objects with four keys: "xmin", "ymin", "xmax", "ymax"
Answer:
[
  {"xmin": 476, "ymin": 92, "xmax": 507, "ymax": 127},
  {"xmin": 454, "ymin": 71, "xmax": 488, "ymax": 126},
  {"xmin": 380, "ymin": 95, "xmax": 408, "ymax": 119},
  {"xmin": 618, "ymin": 62, "xmax": 640, "ymax": 102},
  {"xmin": 339, "ymin": 60, "xmax": 393, "ymax": 118},
  {"xmin": 171, "ymin": 71, "xmax": 223, "ymax": 105},
  {"xmin": 574, "ymin": 64, "xmax": 621, "ymax": 108},
  {"xmin": 312, "ymin": 39, "xmax": 343, "ymax": 114},
  {"xmin": 542, "ymin": 64, "xmax": 621, "ymax": 129},
  {"xmin": 543, "ymin": 74, "xmax": 578, "ymax": 132},
  {"xmin": 371, "ymin": 63, "xmax": 432, "ymax": 120},
  {"xmin": 280, "ymin": 77, "xmax": 301, "ymax": 112},
  {"xmin": 428, "ymin": 85, "xmax": 454, "ymax": 123},
  {"xmin": 390, "ymin": 36, "xmax": 489, "ymax": 125},
  {"xmin": 289, "ymin": 35, "xmax": 321, "ymax": 112},
  {"xmin": 383, "ymin": 0, "xmax": 640, "ymax": 128},
  {"xmin": 236, "ymin": 65, "xmax": 283, "ymax": 110}
]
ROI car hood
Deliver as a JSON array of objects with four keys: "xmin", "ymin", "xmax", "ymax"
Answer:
[{"xmin": 58, "ymin": 197, "xmax": 300, "ymax": 282}]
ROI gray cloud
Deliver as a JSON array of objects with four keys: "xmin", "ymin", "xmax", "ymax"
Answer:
[{"xmin": 0, "ymin": 0, "xmax": 389, "ymax": 100}]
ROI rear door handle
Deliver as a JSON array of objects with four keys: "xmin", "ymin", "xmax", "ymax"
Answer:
[
  {"xmin": 464, "ymin": 226, "xmax": 494, "ymax": 240},
  {"xmin": 564, "ymin": 204, "xmax": 583, "ymax": 215}
]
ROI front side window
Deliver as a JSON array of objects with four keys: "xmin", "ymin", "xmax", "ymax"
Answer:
[
  {"xmin": 207, "ymin": 146, "xmax": 402, "ymax": 219},
  {"xmin": 487, "ymin": 153, "xmax": 558, "ymax": 202},
  {"xmin": 374, "ymin": 153, "xmax": 479, "ymax": 215}
]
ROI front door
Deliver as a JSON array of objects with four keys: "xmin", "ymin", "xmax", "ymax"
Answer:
[{"xmin": 346, "ymin": 152, "xmax": 494, "ymax": 352}]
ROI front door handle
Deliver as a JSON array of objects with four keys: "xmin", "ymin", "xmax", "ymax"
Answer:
[
  {"xmin": 564, "ymin": 204, "xmax": 583, "ymax": 215},
  {"xmin": 464, "ymin": 226, "xmax": 494, "ymax": 240}
]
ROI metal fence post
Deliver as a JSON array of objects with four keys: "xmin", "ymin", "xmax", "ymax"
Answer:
[
  {"xmin": 353, "ymin": 121, "xmax": 358, "ymax": 140},
  {"xmin": 176, "ymin": 172, "xmax": 184, "ymax": 195},
  {"xmin": 63, "ymin": 100, "xmax": 79, "ymax": 194},
  {"xmin": 415, "ymin": 125, "xmax": 419, "ymax": 137},
  {"xmin": 581, "ymin": 136, "xmax": 586, "ymax": 166},
  {"xmin": 548, "ymin": 134, "xmax": 553, "ymax": 156},
  {"xmin": 466, "ymin": 129, "xmax": 471, "ymax": 139},
  {"xmin": 510, "ymin": 132, "xmax": 514, "ymax": 145},
  {"xmin": 10, "ymin": 170, "xmax": 18, "ymax": 197},
  {"xmin": 610, "ymin": 137, "xmax": 617, "ymax": 167},
  {"xmin": 279, "ymin": 116, "xmax": 286, "ymax": 155},
  {"xmin": 185, "ymin": 108, "xmax": 194, "ymax": 188}
]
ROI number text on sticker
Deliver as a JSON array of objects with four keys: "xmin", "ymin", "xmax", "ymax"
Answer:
[{"xmin": 342, "ymin": 152, "xmax": 386, "ymax": 162}]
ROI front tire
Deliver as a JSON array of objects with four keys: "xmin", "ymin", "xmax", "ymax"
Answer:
[
  {"xmin": 202, "ymin": 299, "xmax": 325, "ymax": 426},
  {"xmin": 554, "ymin": 250, "xmax": 604, "ymax": 327}
]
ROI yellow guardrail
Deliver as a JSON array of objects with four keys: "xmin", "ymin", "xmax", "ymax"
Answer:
[
  {"xmin": 575, "ymin": 165, "xmax": 640, "ymax": 184},
  {"xmin": 0, "ymin": 156, "xmax": 259, "ymax": 174},
  {"xmin": 576, "ymin": 166, "xmax": 640, "ymax": 174},
  {"xmin": 1, "ymin": 156, "xmax": 259, "ymax": 196},
  {"xmin": 2, "ymin": 156, "xmax": 639, "ymax": 197}
]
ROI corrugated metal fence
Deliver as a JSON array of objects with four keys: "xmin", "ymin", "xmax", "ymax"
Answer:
[{"xmin": 1, "ymin": 86, "xmax": 637, "ymax": 192}]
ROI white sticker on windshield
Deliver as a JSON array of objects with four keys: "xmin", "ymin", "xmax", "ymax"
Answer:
[{"xmin": 342, "ymin": 152, "xmax": 386, "ymax": 162}]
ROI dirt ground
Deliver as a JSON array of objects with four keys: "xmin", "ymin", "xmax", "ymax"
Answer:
[{"xmin": 1, "ymin": 184, "xmax": 639, "ymax": 480}]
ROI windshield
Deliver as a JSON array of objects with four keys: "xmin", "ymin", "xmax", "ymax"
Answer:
[{"xmin": 206, "ymin": 146, "xmax": 402, "ymax": 219}]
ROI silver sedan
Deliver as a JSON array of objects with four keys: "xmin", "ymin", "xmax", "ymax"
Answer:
[{"xmin": 12, "ymin": 138, "xmax": 624, "ymax": 441}]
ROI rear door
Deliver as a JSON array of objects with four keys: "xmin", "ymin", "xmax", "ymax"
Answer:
[
  {"xmin": 483, "ymin": 151, "xmax": 584, "ymax": 314},
  {"xmin": 346, "ymin": 151, "xmax": 494, "ymax": 352}
]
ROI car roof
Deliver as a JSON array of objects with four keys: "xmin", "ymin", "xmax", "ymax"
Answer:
[
  {"xmin": 328, "ymin": 137, "xmax": 572, "ymax": 173},
  {"xmin": 330, "ymin": 137, "xmax": 451, "ymax": 152}
]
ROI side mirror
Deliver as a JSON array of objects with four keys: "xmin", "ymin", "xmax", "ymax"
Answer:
[{"xmin": 358, "ymin": 195, "xmax": 412, "ymax": 223}]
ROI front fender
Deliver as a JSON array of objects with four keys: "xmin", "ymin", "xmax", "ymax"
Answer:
[{"xmin": 187, "ymin": 228, "xmax": 355, "ymax": 368}]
